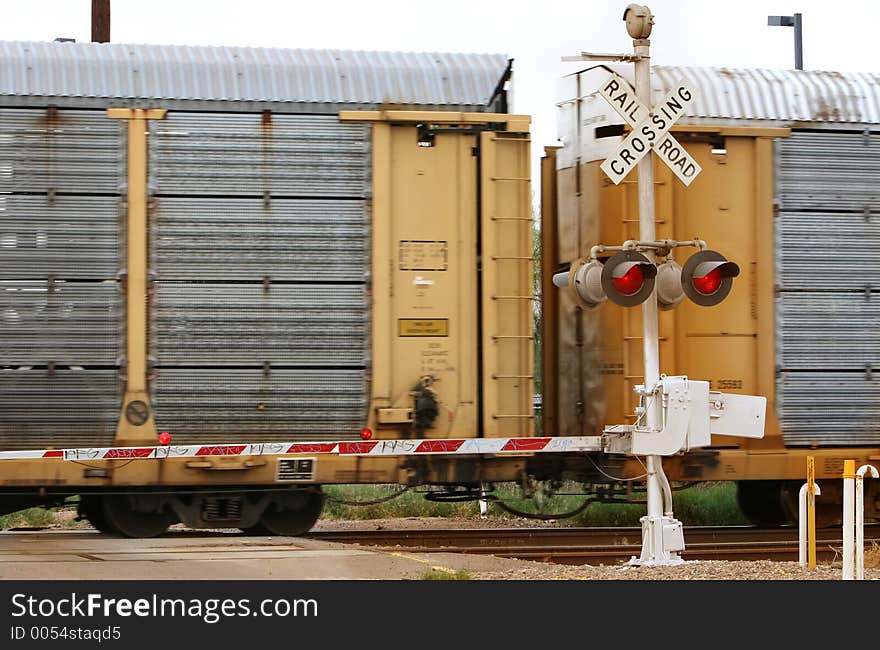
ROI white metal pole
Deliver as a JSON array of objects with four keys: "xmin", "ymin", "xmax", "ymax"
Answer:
[
  {"xmin": 842, "ymin": 460, "xmax": 855, "ymax": 580},
  {"xmin": 798, "ymin": 483, "xmax": 807, "ymax": 567},
  {"xmin": 633, "ymin": 34, "xmax": 668, "ymax": 565},
  {"xmin": 856, "ymin": 473, "xmax": 864, "ymax": 580},
  {"xmin": 856, "ymin": 465, "xmax": 879, "ymax": 580},
  {"xmin": 798, "ymin": 482, "xmax": 821, "ymax": 567},
  {"xmin": 479, "ymin": 482, "xmax": 489, "ymax": 519}
]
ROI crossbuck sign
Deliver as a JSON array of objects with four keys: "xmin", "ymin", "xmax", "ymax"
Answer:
[{"xmin": 599, "ymin": 73, "xmax": 702, "ymax": 186}]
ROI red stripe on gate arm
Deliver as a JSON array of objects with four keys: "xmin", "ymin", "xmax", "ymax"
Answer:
[
  {"xmin": 195, "ymin": 445, "xmax": 247, "ymax": 456},
  {"xmin": 500, "ymin": 438, "xmax": 552, "ymax": 451},
  {"xmin": 415, "ymin": 440, "xmax": 465, "ymax": 453},
  {"xmin": 103, "ymin": 448, "xmax": 154, "ymax": 459},
  {"xmin": 42, "ymin": 450, "xmax": 64, "ymax": 458},
  {"xmin": 286, "ymin": 443, "xmax": 337, "ymax": 454},
  {"xmin": 338, "ymin": 441, "xmax": 378, "ymax": 455}
]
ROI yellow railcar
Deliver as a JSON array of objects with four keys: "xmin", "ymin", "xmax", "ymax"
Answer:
[{"xmin": 0, "ymin": 42, "xmax": 535, "ymax": 536}]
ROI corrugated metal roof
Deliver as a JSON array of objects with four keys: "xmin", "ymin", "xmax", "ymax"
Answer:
[
  {"xmin": 0, "ymin": 41, "xmax": 510, "ymax": 113},
  {"xmin": 578, "ymin": 64, "xmax": 880, "ymax": 127}
]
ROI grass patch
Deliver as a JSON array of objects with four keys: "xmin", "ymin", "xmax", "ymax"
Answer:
[
  {"xmin": 0, "ymin": 505, "xmax": 82, "ymax": 531},
  {"xmin": 670, "ymin": 481, "xmax": 751, "ymax": 526},
  {"xmin": 0, "ymin": 507, "xmax": 57, "ymax": 530},
  {"xmin": 420, "ymin": 569, "xmax": 472, "ymax": 580},
  {"xmin": 322, "ymin": 485, "xmax": 482, "ymax": 520},
  {"xmin": 322, "ymin": 481, "xmax": 750, "ymax": 527}
]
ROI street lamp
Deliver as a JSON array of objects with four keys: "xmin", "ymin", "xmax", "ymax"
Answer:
[{"xmin": 768, "ymin": 13, "xmax": 803, "ymax": 70}]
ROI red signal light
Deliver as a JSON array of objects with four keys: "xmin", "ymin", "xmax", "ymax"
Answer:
[
  {"xmin": 360, "ymin": 428, "xmax": 373, "ymax": 440},
  {"xmin": 158, "ymin": 431, "xmax": 172, "ymax": 445},
  {"xmin": 612, "ymin": 264, "xmax": 645, "ymax": 295},
  {"xmin": 600, "ymin": 250, "xmax": 657, "ymax": 307},
  {"xmin": 691, "ymin": 267, "xmax": 723, "ymax": 295},
  {"xmin": 681, "ymin": 250, "xmax": 740, "ymax": 307}
]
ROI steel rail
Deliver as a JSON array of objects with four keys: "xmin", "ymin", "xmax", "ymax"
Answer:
[{"xmin": 307, "ymin": 525, "xmax": 880, "ymax": 565}]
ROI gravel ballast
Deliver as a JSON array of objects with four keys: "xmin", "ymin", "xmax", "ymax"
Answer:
[{"xmin": 318, "ymin": 516, "xmax": 880, "ymax": 580}]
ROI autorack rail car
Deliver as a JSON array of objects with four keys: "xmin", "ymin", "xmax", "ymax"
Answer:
[
  {"xmin": 544, "ymin": 63, "xmax": 880, "ymax": 527},
  {"xmin": 0, "ymin": 40, "xmax": 560, "ymax": 536}
]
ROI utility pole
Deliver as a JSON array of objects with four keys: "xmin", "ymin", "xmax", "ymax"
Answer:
[{"xmin": 92, "ymin": 0, "xmax": 111, "ymax": 43}]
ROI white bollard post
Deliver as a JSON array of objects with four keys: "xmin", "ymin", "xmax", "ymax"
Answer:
[
  {"xmin": 843, "ymin": 460, "xmax": 856, "ymax": 580},
  {"xmin": 478, "ymin": 482, "xmax": 489, "ymax": 519},
  {"xmin": 798, "ymin": 482, "xmax": 821, "ymax": 567},
  {"xmin": 855, "ymin": 464, "xmax": 879, "ymax": 580}
]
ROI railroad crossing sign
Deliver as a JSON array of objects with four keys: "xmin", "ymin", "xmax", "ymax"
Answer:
[{"xmin": 599, "ymin": 72, "xmax": 702, "ymax": 186}]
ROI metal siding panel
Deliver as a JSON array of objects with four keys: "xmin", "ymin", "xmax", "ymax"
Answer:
[
  {"xmin": 0, "ymin": 194, "xmax": 120, "ymax": 279},
  {"xmin": 0, "ymin": 369, "xmax": 120, "ymax": 449},
  {"xmin": 777, "ymin": 212, "xmax": 880, "ymax": 289},
  {"xmin": 0, "ymin": 107, "xmax": 123, "ymax": 451},
  {"xmin": 776, "ymin": 373, "xmax": 880, "ymax": 445},
  {"xmin": 153, "ymin": 284, "xmax": 366, "ymax": 366},
  {"xmin": 149, "ymin": 111, "xmax": 370, "ymax": 439},
  {"xmin": 151, "ymin": 113, "xmax": 370, "ymax": 197},
  {"xmin": 152, "ymin": 197, "xmax": 367, "ymax": 281},
  {"xmin": 778, "ymin": 293, "xmax": 880, "ymax": 368},
  {"xmin": 775, "ymin": 129, "xmax": 880, "ymax": 446},
  {"xmin": 0, "ymin": 108, "xmax": 122, "ymax": 195},
  {"xmin": 777, "ymin": 132, "xmax": 880, "ymax": 211},
  {"xmin": 0, "ymin": 281, "xmax": 121, "ymax": 365},
  {"xmin": 151, "ymin": 369, "xmax": 366, "ymax": 442}
]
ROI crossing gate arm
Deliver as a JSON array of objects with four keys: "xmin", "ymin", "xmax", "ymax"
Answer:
[{"xmin": 0, "ymin": 436, "xmax": 604, "ymax": 462}]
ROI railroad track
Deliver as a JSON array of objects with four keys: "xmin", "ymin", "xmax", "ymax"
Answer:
[
  {"xmin": 307, "ymin": 525, "xmax": 880, "ymax": 565},
  {"xmin": 4, "ymin": 524, "xmax": 877, "ymax": 566}
]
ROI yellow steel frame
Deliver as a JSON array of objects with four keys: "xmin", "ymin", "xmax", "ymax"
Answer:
[
  {"xmin": 343, "ymin": 110, "xmax": 533, "ymax": 439},
  {"xmin": 107, "ymin": 108, "xmax": 166, "ymax": 445}
]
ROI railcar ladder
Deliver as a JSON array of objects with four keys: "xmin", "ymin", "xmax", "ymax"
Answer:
[{"xmin": 480, "ymin": 131, "xmax": 534, "ymax": 438}]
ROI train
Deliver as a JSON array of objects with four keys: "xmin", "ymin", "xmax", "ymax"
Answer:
[{"xmin": 0, "ymin": 38, "xmax": 877, "ymax": 536}]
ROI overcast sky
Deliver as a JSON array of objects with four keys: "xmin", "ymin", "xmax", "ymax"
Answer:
[{"xmin": 2, "ymin": 0, "xmax": 876, "ymax": 184}]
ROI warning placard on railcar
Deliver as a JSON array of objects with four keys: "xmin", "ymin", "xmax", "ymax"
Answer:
[
  {"xmin": 398, "ymin": 319, "xmax": 449, "ymax": 336},
  {"xmin": 399, "ymin": 240, "xmax": 448, "ymax": 270}
]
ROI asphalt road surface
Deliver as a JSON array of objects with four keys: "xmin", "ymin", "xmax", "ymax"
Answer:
[{"xmin": 0, "ymin": 529, "xmax": 526, "ymax": 580}]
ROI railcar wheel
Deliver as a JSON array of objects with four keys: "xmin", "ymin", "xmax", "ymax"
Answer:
[
  {"xmin": 101, "ymin": 495, "xmax": 175, "ymax": 538},
  {"xmin": 736, "ymin": 480, "xmax": 792, "ymax": 527},
  {"xmin": 257, "ymin": 489, "xmax": 324, "ymax": 536},
  {"xmin": 78, "ymin": 496, "xmax": 116, "ymax": 534}
]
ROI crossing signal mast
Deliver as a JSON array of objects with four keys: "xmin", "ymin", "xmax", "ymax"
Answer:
[{"xmin": 561, "ymin": 4, "xmax": 766, "ymax": 566}]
